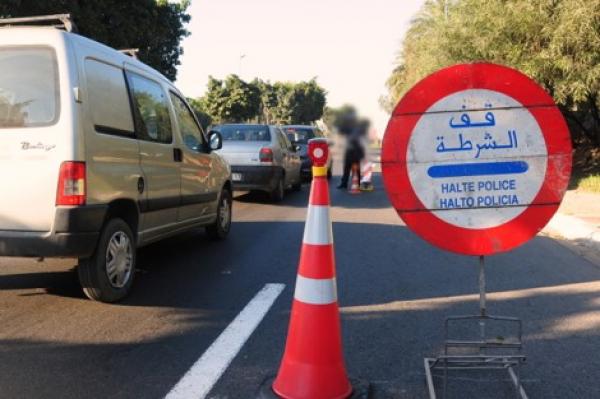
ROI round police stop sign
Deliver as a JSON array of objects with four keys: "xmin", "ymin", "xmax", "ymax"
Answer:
[{"xmin": 382, "ymin": 63, "xmax": 572, "ymax": 255}]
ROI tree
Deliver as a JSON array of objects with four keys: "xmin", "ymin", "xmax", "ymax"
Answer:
[
  {"xmin": 253, "ymin": 79, "xmax": 278, "ymax": 123},
  {"xmin": 0, "ymin": 0, "xmax": 191, "ymax": 81},
  {"xmin": 295, "ymin": 79, "xmax": 327, "ymax": 124},
  {"xmin": 269, "ymin": 79, "xmax": 326, "ymax": 125},
  {"xmin": 382, "ymin": 0, "xmax": 600, "ymax": 147},
  {"xmin": 201, "ymin": 75, "xmax": 261, "ymax": 123},
  {"xmin": 197, "ymin": 76, "xmax": 327, "ymax": 126}
]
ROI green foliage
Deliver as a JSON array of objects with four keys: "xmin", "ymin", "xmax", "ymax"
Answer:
[
  {"xmin": 0, "ymin": 0, "xmax": 190, "ymax": 81},
  {"xmin": 269, "ymin": 79, "xmax": 326, "ymax": 125},
  {"xmin": 200, "ymin": 75, "xmax": 261, "ymax": 123},
  {"xmin": 252, "ymin": 79, "xmax": 278, "ymax": 123},
  {"xmin": 198, "ymin": 76, "xmax": 327, "ymax": 125},
  {"xmin": 576, "ymin": 174, "xmax": 600, "ymax": 192},
  {"xmin": 382, "ymin": 0, "xmax": 600, "ymax": 146}
]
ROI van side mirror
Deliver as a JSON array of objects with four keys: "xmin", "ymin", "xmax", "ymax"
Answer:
[{"xmin": 208, "ymin": 131, "xmax": 222, "ymax": 151}]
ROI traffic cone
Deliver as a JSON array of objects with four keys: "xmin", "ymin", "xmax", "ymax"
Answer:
[
  {"xmin": 349, "ymin": 163, "xmax": 360, "ymax": 194},
  {"xmin": 272, "ymin": 139, "xmax": 352, "ymax": 399},
  {"xmin": 360, "ymin": 161, "xmax": 374, "ymax": 192}
]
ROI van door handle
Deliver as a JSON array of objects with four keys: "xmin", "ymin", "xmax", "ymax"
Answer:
[
  {"xmin": 173, "ymin": 148, "xmax": 183, "ymax": 162},
  {"xmin": 137, "ymin": 177, "xmax": 145, "ymax": 194}
]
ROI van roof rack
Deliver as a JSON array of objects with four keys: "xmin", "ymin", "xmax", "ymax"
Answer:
[
  {"xmin": 0, "ymin": 14, "xmax": 77, "ymax": 32},
  {"xmin": 119, "ymin": 49, "xmax": 140, "ymax": 59}
]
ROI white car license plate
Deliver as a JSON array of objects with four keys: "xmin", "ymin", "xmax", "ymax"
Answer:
[{"xmin": 232, "ymin": 173, "xmax": 242, "ymax": 181}]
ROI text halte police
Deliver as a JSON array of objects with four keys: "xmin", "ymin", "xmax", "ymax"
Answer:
[{"xmin": 438, "ymin": 179, "xmax": 519, "ymax": 209}]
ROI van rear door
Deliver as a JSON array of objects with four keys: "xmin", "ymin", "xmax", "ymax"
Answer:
[{"xmin": 0, "ymin": 46, "xmax": 66, "ymax": 232}]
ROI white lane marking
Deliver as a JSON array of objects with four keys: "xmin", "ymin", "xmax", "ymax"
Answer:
[
  {"xmin": 303, "ymin": 205, "xmax": 333, "ymax": 245},
  {"xmin": 165, "ymin": 283, "xmax": 285, "ymax": 399},
  {"xmin": 294, "ymin": 275, "xmax": 337, "ymax": 305}
]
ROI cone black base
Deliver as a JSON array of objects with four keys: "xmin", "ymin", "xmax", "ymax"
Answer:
[{"xmin": 257, "ymin": 377, "xmax": 371, "ymax": 399}]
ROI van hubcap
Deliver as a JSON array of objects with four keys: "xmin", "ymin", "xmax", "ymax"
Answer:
[
  {"xmin": 220, "ymin": 196, "xmax": 231, "ymax": 231},
  {"xmin": 105, "ymin": 232, "xmax": 133, "ymax": 288}
]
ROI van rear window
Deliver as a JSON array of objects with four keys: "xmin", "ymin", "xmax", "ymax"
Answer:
[{"xmin": 0, "ymin": 47, "xmax": 59, "ymax": 128}]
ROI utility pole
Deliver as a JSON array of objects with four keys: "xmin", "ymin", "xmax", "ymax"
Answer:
[{"xmin": 239, "ymin": 54, "xmax": 246, "ymax": 77}]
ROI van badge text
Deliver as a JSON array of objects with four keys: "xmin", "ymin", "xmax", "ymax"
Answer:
[{"xmin": 21, "ymin": 142, "xmax": 56, "ymax": 152}]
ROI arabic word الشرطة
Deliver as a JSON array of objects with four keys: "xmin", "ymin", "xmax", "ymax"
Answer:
[{"xmin": 436, "ymin": 130, "xmax": 518, "ymax": 158}]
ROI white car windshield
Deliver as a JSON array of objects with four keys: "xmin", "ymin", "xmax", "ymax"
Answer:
[{"xmin": 219, "ymin": 125, "xmax": 271, "ymax": 142}]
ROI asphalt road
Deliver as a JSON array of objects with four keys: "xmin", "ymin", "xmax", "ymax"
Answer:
[{"xmin": 1, "ymin": 162, "xmax": 600, "ymax": 398}]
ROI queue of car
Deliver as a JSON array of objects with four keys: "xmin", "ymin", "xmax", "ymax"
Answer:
[
  {"xmin": 210, "ymin": 124, "xmax": 302, "ymax": 201},
  {"xmin": 208, "ymin": 124, "xmax": 333, "ymax": 202},
  {"xmin": 0, "ymin": 15, "xmax": 330, "ymax": 303}
]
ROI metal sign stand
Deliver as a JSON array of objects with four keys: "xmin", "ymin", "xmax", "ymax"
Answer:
[{"xmin": 424, "ymin": 256, "xmax": 529, "ymax": 399}]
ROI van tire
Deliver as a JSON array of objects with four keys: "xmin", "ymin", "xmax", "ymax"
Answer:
[
  {"xmin": 206, "ymin": 187, "xmax": 232, "ymax": 240},
  {"xmin": 78, "ymin": 218, "xmax": 136, "ymax": 303}
]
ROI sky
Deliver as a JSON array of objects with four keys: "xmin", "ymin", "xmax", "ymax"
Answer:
[{"xmin": 175, "ymin": 0, "xmax": 425, "ymax": 137}]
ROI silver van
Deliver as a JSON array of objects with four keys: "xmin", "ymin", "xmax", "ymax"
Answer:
[{"xmin": 0, "ymin": 17, "xmax": 232, "ymax": 302}]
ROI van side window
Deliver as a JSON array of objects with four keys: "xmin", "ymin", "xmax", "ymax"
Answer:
[
  {"xmin": 125, "ymin": 72, "xmax": 172, "ymax": 143},
  {"xmin": 84, "ymin": 59, "xmax": 134, "ymax": 136},
  {"xmin": 169, "ymin": 92, "xmax": 206, "ymax": 152}
]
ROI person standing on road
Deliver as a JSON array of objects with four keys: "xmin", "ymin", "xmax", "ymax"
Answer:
[{"xmin": 337, "ymin": 119, "xmax": 367, "ymax": 189}]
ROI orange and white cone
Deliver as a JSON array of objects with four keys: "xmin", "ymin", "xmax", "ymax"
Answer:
[
  {"xmin": 360, "ymin": 161, "xmax": 374, "ymax": 192},
  {"xmin": 349, "ymin": 163, "xmax": 360, "ymax": 194},
  {"xmin": 272, "ymin": 138, "xmax": 352, "ymax": 399}
]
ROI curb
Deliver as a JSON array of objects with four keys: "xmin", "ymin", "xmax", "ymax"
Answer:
[{"xmin": 545, "ymin": 213, "xmax": 600, "ymax": 245}]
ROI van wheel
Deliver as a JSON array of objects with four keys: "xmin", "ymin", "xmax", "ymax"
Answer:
[
  {"xmin": 206, "ymin": 187, "xmax": 232, "ymax": 240},
  {"xmin": 78, "ymin": 218, "xmax": 136, "ymax": 303},
  {"xmin": 270, "ymin": 177, "xmax": 285, "ymax": 202}
]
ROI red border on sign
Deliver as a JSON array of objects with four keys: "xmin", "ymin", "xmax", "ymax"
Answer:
[{"xmin": 382, "ymin": 63, "xmax": 572, "ymax": 255}]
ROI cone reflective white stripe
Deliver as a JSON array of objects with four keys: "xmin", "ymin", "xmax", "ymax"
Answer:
[
  {"xmin": 303, "ymin": 205, "xmax": 333, "ymax": 245},
  {"xmin": 361, "ymin": 161, "xmax": 373, "ymax": 184},
  {"xmin": 350, "ymin": 163, "xmax": 360, "ymax": 194},
  {"xmin": 294, "ymin": 275, "xmax": 338, "ymax": 305}
]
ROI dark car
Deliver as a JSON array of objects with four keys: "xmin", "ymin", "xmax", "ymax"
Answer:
[{"xmin": 282, "ymin": 125, "xmax": 333, "ymax": 180}]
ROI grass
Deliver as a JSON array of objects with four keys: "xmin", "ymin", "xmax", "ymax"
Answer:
[
  {"xmin": 574, "ymin": 173, "xmax": 600, "ymax": 193},
  {"xmin": 568, "ymin": 141, "xmax": 599, "ymax": 193}
]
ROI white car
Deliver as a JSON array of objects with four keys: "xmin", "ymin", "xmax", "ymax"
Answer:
[
  {"xmin": 213, "ymin": 124, "xmax": 302, "ymax": 201},
  {"xmin": 0, "ymin": 16, "xmax": 232, "ymax": 302}
]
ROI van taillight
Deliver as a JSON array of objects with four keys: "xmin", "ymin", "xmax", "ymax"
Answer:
[
  {"xmin": 56, "ymin": 162, "xmax": 86, "ymax": 206},
  {"xmin": 259, "ymin": 147, "xmax": 273, "ymax": 163}
]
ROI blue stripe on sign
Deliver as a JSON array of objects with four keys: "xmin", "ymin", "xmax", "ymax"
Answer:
[{"xmin": 427, "ymin": 161, "xmax": 529, "ymax": 178}]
